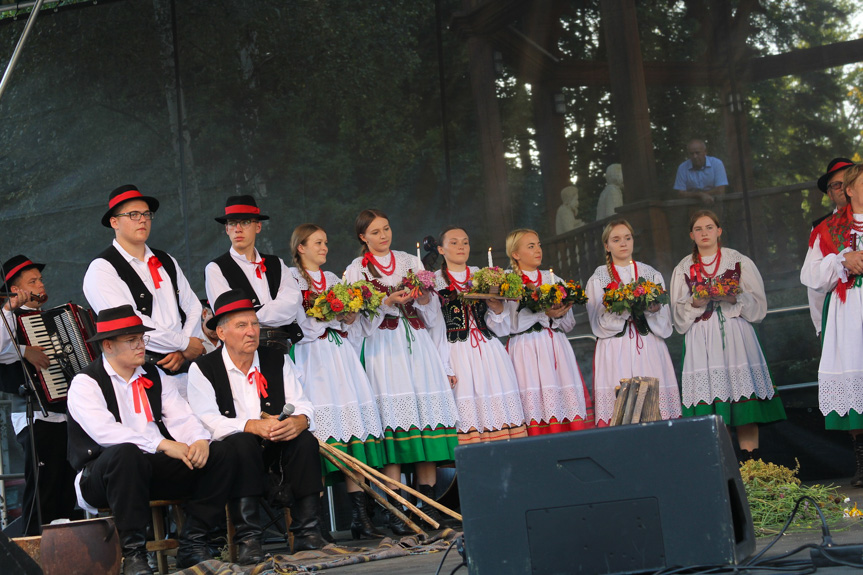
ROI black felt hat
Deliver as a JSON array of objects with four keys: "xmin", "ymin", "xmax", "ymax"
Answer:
[
  {"xmin": 86, "ymin": 305, "xmax": 154, "ymax": 342},
  {"xmin": 818, "ymin": 158, "xmax": 855, "ymax": 194},
  {"xmin": 101, "ymin": 185, "xmax": 160, "ymax": 228},
  {"xmin": 1, "ymin": 254, "xmax": 45, "ymax": 291},
  {"xmin": 214, "ymin": 195, "xmax": 269, "ymax": 224},
  {"xmin": 206, "ymin": 289, "xmax": 261, "ymax": 330}
]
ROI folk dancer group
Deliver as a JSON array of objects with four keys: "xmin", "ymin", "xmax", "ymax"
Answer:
[{"xmin": 35, "ymin": 173, "xmax": 863, "ymax": 573}]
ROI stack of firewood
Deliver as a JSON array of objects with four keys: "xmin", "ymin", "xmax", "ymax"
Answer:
[{"xmin": 610, "ymin": 376, "xmax": 661, "ymax": 426}]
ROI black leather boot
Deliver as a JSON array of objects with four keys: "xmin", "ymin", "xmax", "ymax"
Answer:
[
  {"xmin": 228, "ymin": 497, "xmax": 264, "ymax": 566},
  {"xmin": 852, "ymin": 436, "xmax": 863, "ymax": 488},
  {"xmin": 119, "ymin": 529, "xmax": 153, "ymax": 575},
  {"xmin": 416, "ymin": 484, "xmax": 459, "ymax": 530},
  {"xmin": 385, "ymin": 493, "xmax": 413, "ymax": 536},
  {"xmin": 289, "ymin": 495, "xmax": 328, "ymax": 552},
  {"xmin": 349, "ymin": 491, "xmax": 384, "ymax": 539},
  {"xmin": 176, "ymin": 514, "xmax": 213, "ymax": 568}
]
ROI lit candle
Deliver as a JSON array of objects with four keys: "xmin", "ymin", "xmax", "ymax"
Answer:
[
  {"xmin": 488, "ymin": 247, "xmax": 494, "ymax": 268},
  {"xmin": 629, "ymin": 261, "xmax": 635, "ymax": 281},
  {"xmin": 342, "ymin": 272, "xmax": 347, "ymax": 284},
  {"xmin": 549, "ymin": 268, "xmax": 554, "ymax": 282},
  {"xmin": 416, "ymin": 242, "xmax": 424, "ymax": 270}
]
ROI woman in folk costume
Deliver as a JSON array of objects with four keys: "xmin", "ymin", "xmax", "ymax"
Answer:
[
  {"xmin": 670, "ymin": 210, "xmax": 785, "ymax": 460},
  {"xmin": 586, "ymin": 219, "xmax": 681, "ymax": 427},
  {"xmin": 289, "ymin": 224, "xmax": 386, "ymax": 539},
  {"xmin": 505, "ymin": 228, "xmax": 593, "ymax": 435},
  {"xmin": 431, "ymin": 226, "xmax": 527, "ymax": 444},
  {"xmin": 802, "ymin": 163, "xmax": 863, "ymax": 486},
  {"xmin": 344, "ymin": 209, "xmax": 459, "ymax": 533}
]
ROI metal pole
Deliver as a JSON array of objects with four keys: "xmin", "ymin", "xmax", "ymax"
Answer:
[{"xmin": 0, "ymin": 0, "xmax": 46, "ymax": 103}]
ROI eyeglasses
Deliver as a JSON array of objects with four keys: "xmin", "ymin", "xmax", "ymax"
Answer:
[
  {"xmin": 226, "ymin": 219, "xmax": 256, "ymax": 229},
  {"xmin": 825, "ymin": 182, "xmax": 844, "ymax": 193},
  {"xmin": 116, "ymin": 335, "xmax": 150, "ymax": 349},
  {"xmin": 114, "ymin": 211, "xmax": 155, "ymax": 221}
]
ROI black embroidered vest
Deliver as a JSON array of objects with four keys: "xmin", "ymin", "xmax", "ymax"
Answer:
[
  {"xmin": 95, "ymin": 246, "xmax": 186, "ymax": 326},
  {"xmin": 193, "ymin": 346, "xmax": 287, "ymax": 418},
  {"xmin": 211, "ymin": 252, "xmax": 303, "ymax": 344},
  {"xmin": 438, "ymin": 288, "xmax": 493, "ymax": 343},
  {"xmin": 67, "ymin": 361, "xmax": 171, "ymax": 471}
]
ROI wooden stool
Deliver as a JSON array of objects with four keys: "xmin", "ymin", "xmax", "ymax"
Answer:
[{"xmin": 99, "ymin": 499, "xmax": 183, "ymax": 575}]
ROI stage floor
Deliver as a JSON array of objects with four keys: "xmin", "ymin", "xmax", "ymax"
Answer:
[{"xmin": 152, "ymin": 477, "xmax": 863, "ymax": 574}]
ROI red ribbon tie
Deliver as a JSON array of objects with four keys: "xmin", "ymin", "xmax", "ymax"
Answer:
[
  {"xmin": 148, "ymin": 256, "xmax": 163, "ymax": 289},
  {"xmin": 252, "ymin": 258, "xmax": 267, "ymax": 280},
  {"xmin": 248, "ymin": 367, "xmax": 268, "ymax": 398},
  {"xmin": 132, "ymin": 376, "xmax": 154, "ymax": 422}
]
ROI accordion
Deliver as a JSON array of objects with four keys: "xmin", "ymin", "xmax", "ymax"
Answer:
[{"xmin": 17, "ymin": 304, "xmax": 98, "ymax": 404}]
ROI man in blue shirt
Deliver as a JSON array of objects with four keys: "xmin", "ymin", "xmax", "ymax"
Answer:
[{"xmin": 673, "ymin": 139, "xmax": 729, "ymax": 204}]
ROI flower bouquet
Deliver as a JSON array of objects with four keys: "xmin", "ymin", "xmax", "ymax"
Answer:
[
  {"xmin": 400, "ymin": 270, "xmax": 436, "ymax": 298},
  {"xmin": 602, "ymin": 278, "xmax": 669, "ymax": 335},
  {"xmin": 348, "ymin": 280, "xmax": 385, "ymax": 318},
  {"xmin": 691, "ymin": 277, "xmax": 741, "ymax": 300},
  {"xmin": 306, "ymin": 283, "xmax": 352, "ymax": 321},
  {"xmin": 463, "ymin": 266, "xmax": 524, "ymax": 301},
  {"xmin": 560, "ymin": 280, "xmax": 588, "ymax": 306},
  {"xmin": 306, "ymin": 281, "xmax": 386, "ymax": 321},
  {"xmin": 521, "ymin": 278, "xmax": 588, "ymax": 312}
]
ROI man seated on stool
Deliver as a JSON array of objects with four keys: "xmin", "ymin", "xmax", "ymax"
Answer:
[
  {"xmin": 66, "ymin": 305, "xmax": 264, "ymax": 575},
  {"xmin": 187, "ymin": 289, "xmax": 327, "ymax": 552}
]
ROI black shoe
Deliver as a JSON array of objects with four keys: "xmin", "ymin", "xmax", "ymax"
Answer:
[
  {"xmin": 740, "ymin": 449, "xmax": 760, "ymax": 462},
  {"xmin": 416, "ymin": 484, "xmax": 456, "ymax": 530},
  {"xmin": 228, "ymin": 497, "xmax": 264, "ymax": 565},
  {"xmin": 289, "ymin": 494, "xmax": 328, "ymax": 552},
  {"xmin": 123, "ymin": 553, "xmax": 153, "ymax": 575},
  {"xmin": 176, "ymin": 515, "xmax": 213, "ymax": 568},
  {"xmin": 385, "ymin": 493, "xmax": 413, "ymax": 536},
  {"xmin": 349, "ymin": 491, "xmax": 384, "ymax": 540},
  {"xmin": 236, "ymin": 539, "xmax": 265, "ymax": 566},
  {"xmin": 119, "ymin": 529, "xmax": 153, "ymax": 575}
]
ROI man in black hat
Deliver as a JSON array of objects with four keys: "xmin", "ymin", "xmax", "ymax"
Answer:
[
  {"xmin": 807, "ymin": 158, "xmax": 855, "ymax": 336},
  {"xmin": 67, "ymin": 305, "xmax": 264, "ymax": 574},
  {"xmin": 205, "ymin": 195, "xmax": 303, "ymax": 353},
  {"xmin": 0, "ymin": 255, "xmax": 80, "ymax": 535},
  {"xmin": 187, "ymin": 289, "xmax": 327, "ymax": 552},
  {"xmin": 83, "ymin": 185, "xmax": 205, "ymax": 399}
]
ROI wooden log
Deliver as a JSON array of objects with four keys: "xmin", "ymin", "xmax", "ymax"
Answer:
[
  {"xmin": 621, "ymin": 377, "xmax": 640, "ymax": 424},
  {"xmin": 643, "ymin": 377, "xmax": 661, "ymax": 422},
  {"xmin": 631, "ymin": 378, "xmax": 649, "ymax": 424},
  {"xmin": 319, "ymin": 439, "xmax": 462, "ymax": 522},
  {"xmin": 610, "ymin": 379, "xmax": 630, "ymax": 426}
]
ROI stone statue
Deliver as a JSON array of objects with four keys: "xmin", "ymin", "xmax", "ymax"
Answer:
[
  {"xmin": 596, "ymin": 163, "xmax": 624, "ymax": 221},
  {"xmin": 555, "ymin": 185, "xmax": 584, "ymax": 235}
]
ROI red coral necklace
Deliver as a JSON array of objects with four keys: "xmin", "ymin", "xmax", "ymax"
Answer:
[
  {"xmin": 364, "ymin": 252, "xmax": 396, "ymax": 276},
  {"xmin": 446, "ymin": 268, "xmax": 471, "ymax": 292},
  {"xmin": 700, "ymin": 249, "xmax": 722, "ymax": 279},
  {"xmin": 307, "ymin": 269, "xmax": 327, "ymax": 292},
  {"xmin": 521, "ymin": 269, "xmax": 541, "ymax": 286}
]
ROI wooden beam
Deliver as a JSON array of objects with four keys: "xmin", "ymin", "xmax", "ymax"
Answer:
[
  {"xmin": 600, "ymin": 0, "xmax": 658, "ymax": 200},
  {"xmin": 450, "ymin": 0, "xmax": 532, "ymax": 38},
  {"xmin": 741, "ymin": 38, "xmax": 863, "ymax": 82},
  {"xmin": 462, "ymin": 0, "xmax": 514, "ymax": 249}
]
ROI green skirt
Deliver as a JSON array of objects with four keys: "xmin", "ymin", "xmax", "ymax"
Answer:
[
  {"xmin": 824, "ymin": 408, "xmax": 863, "ymax": 431},
  {"xmin": 321, "ymin": 435, "xmax": 386, "ymax": 486},
  {"xmin": 682, "ymin": 391, "xmax": 787, "ymax": 426},
  {"xmin": 381, "ymin": 425, "xmax": 458, "ymax": 466}
]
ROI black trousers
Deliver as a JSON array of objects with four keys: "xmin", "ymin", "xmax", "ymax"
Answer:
[
  {"xmin": 16, "ymin": 420, "xmax": 82, "ymax": 535},
  {"xmin": 78, "ymin": 437, "xmax": 251, "ymax": 533},
  {"xmin": 261, "ymin": 429, "xmax": 322, "ymax": 502}
]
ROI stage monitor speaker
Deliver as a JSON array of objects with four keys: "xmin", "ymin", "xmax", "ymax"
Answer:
[{"xmin": 455, "ymin": 415, "xmax": 755, "ymax": 575}]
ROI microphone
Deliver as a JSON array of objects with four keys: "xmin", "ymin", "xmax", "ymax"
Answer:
[{"xmin": 277, "ymin": 403, "xmax": 295, "ymax": 421}]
